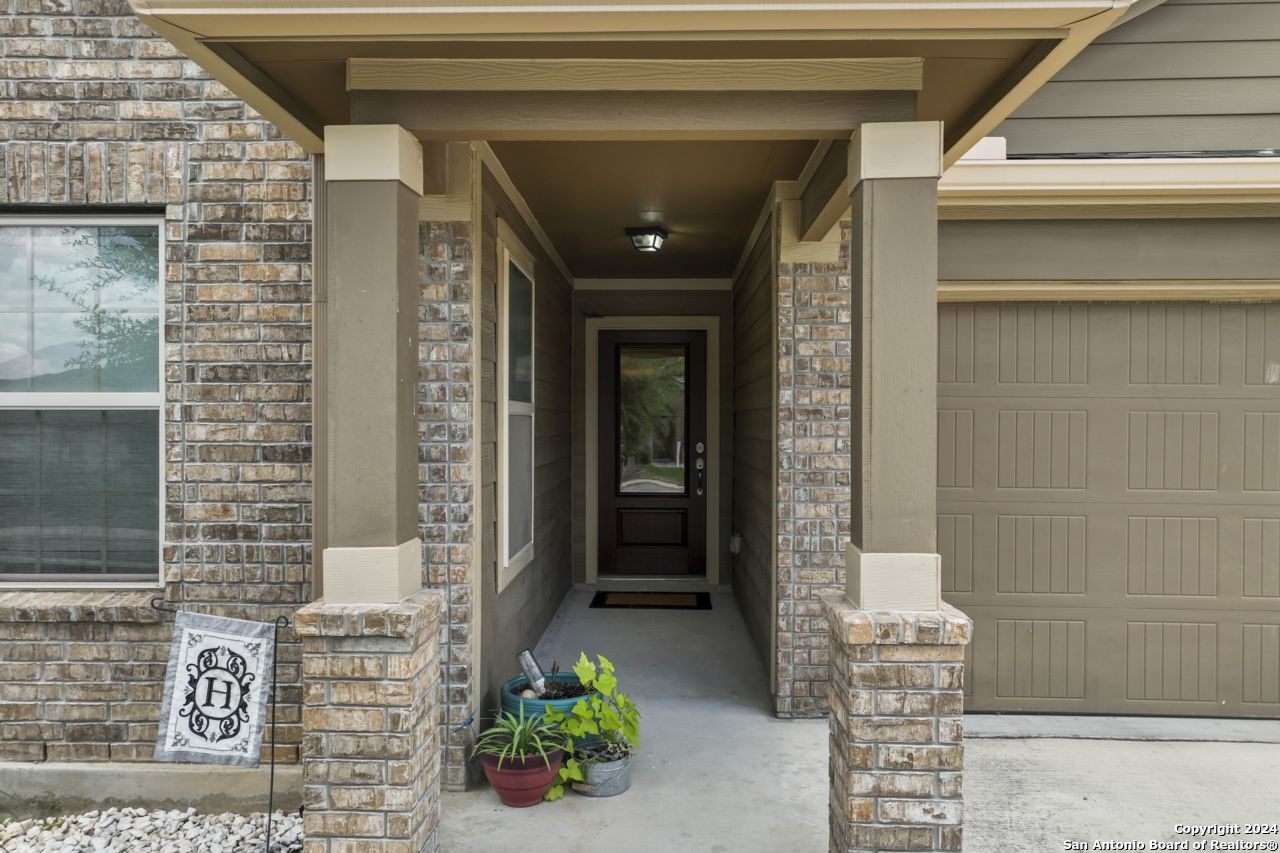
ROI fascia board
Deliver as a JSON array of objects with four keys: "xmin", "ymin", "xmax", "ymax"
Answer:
[{"xmin": 940, "ymin": 158, "xmax": 1280, "ymax": 204}]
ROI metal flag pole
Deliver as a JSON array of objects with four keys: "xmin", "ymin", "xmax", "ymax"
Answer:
[{"xmin": 265, "ymin": 614, "xmax": 289, "ymax": 853}]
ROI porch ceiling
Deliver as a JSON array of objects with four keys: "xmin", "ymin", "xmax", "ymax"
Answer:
[
  {"xmin": 229, "ymin": 38, "xmax": 1033, "ymax": 143},
  {"xmin": 131, "ymin": 0, "xmax": 1133, "ymax": 162},
  {"xmin": 489, "ymin": 140, "xmax": 815, "ymax": 278}
]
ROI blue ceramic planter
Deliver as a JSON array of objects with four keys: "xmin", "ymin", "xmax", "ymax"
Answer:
[{"xmin": 499, "ymin": 673, "xmax": 592, "ymax": 719}]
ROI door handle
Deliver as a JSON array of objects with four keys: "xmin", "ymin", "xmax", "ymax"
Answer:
[{"xmin": 695, "ymin": 457, "xmax": 705, "ymax": 496}]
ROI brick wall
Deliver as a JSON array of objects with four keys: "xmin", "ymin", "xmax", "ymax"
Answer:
[
  {"xmin": 824, "ymin": 595, "xmax": 971, "ymax": 853},
  {"xmin": 0, "ymin": 595, "xmax": 169, "ymax": 761},
  {"xmin": 775, "ymin": 221, "xmax": 854, "ymax": 717},
  {"xmin": 0, "ymin": 0, "xmax": 313, "ymax": 763},
  {"xmin": 296, "ymin": 590, "xmax": 443, "ymax": 853},
  {"xmin": 417, "ymin": 219, "xmax": 477, "ymax": 790}
]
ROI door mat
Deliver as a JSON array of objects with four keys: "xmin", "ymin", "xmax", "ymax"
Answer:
[{"xmin": 589, "ymin": 591, "xmax": 712, "ymax": 610}]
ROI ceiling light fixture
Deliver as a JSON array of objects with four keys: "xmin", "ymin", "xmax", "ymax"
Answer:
[{"xmin": 626, "ymin": 226, "xmax": 667, "ymax": 253}]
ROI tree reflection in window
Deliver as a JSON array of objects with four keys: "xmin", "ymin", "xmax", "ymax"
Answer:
[
  {"xmin": 0, "ymin": 226, "xmax": 159, "ymax": 393},
  {"xmin": 618, "ymin": 346, "xmax": 687, "ymax": 494}
]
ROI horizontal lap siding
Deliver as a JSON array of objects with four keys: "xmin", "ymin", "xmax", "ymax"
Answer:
[
  {"xmin": 478, "ymin": 167, "xmax": 572, "ymax": 722},
  {"xmin": 999, "ymin": 0, "xmax": 1280, "ymax": 154}
]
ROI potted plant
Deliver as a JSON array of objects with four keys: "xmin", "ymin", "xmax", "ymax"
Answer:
[
  {"xmin": 499, "ymin": 669, "xmax": 593, "ymax": 721},
  {"xmin": 543, "ymin": 653, "xmax": 640, "ymax": 800},
  {"xmin": 472, "ymin": 704, "xmax": 570, "ymax": 807}
]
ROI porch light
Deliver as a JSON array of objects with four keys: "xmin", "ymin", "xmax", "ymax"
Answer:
[{"xmin": 626, "ymin": 226, "xmax": 667, "ymax": 253}]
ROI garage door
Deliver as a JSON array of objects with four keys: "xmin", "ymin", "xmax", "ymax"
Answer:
[{"xmin": 938, "ymin": 302, "xmax": 1280, "ymax": 717}]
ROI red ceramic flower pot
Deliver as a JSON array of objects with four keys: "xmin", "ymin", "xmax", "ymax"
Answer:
[{"xmin": 480, "ymin": 749, "xmax": 564, "ymax": 807}]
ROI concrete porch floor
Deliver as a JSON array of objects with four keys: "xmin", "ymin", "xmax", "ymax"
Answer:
[
  {"xmin": 441, "ymin": 590, "xmax": 1280, "ymax": 852},
  {"xmin": 442, "ymin": 590, "xmax": 827, "ymax": 852}
]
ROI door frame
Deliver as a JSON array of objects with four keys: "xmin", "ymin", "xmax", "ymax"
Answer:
[{"xmin": 586, "ymin": 316, "xmax": 720, "ymax": 586}]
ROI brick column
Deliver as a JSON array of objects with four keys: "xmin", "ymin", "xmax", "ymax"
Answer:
[
  {"xmin": 825, "ymin": 594, "xmax": 972, "ymax": 853},
  {"xmin": 295, "ymin": 589, "xmax": 443, "ymax": 853}
]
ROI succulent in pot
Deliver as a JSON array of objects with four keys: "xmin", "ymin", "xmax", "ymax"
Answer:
[
  {"xmin": 472, "ymin": 704, "xmax": 571, "ymax": 807},
  {"xmin": 542, "ymin": 653, "xmax": 640, "ymax": 800}
]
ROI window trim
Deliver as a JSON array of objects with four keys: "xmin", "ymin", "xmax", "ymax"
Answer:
[
  {"xmin": 496, "ymin": 218, "xmax": 536, "ymax": 593},
  {"xmin": 0, "ymin": 214, "xmax": 166, "ymax": 589}
]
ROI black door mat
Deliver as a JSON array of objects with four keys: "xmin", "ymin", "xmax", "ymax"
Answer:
[{"xmin": 589, "ymin": 591, "xmax": 712, "ymax": 610}]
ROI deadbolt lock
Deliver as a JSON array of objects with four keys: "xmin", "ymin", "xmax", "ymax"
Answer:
[{"xmin": 695, "ymin": 441, "xmax": 705, "ymax": 454}]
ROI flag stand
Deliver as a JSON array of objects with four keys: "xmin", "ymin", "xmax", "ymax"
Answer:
[
  {"xmin": 151, "ymin": 597, "xmax": 291, "ymax": 852},
  {"xmin": 264, "ymin": 614, "xmax": 290, "ymax": 853}
]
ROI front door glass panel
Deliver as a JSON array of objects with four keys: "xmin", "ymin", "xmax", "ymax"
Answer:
[{"xmin": 617, "ymin": 345, "xmax": 687, "ymax": 495}]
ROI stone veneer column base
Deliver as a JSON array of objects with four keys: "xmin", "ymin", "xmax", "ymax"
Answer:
[
  {"xmin": 295, "ymin": 589, "xmax": 443, "ymax": 853},
  {"xmin": 823, "ymin": 593, "xmax": 973, "ymax": 853}
]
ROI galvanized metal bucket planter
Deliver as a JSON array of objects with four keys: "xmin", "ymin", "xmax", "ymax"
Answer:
[{"xmin": 571, "ymin": 755, "xmax": 631, "ymax": 797}]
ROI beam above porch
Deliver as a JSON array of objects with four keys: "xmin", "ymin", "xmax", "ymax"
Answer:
[
  {"xmin": 346, "ymin": 57, "xmax": 924, "ymax": 92},
  {"xmin": 350, "ymin": 90, "xmax": 917, "ymax": 141}
]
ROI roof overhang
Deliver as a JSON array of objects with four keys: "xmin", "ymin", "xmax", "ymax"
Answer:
[
  {"xmin": 130, "ymin": 0, "xmax": 1126, "ymax": 40},
  {"xmin": 130, "ymin": 0, "xmax": 1132, "ymax": 162}
]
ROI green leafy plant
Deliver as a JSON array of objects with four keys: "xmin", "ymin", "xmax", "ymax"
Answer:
[
  {"xmin": 542, "ymin": 652, "xmax": 641, "ymax": 800},
  {"xmin": 471, "ymin": 703, "xmax": 569, "ymax": 769}
]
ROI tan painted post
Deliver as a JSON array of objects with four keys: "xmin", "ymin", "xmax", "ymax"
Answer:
[
  {"xmin": 321, "ymin": 124, "xmax": 425, "ymax": 603},
  {"xmin": 828, "ymin": 122, "xmax": 973, "ymax": 853},
  {"xmin": 845, "ymin": 121, "xmax": 946, "ymax": 606}
]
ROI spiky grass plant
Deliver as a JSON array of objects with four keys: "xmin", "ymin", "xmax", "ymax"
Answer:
[{"xmin": 472, "ymin": 703, "xmax": 570, "ymax": 769}]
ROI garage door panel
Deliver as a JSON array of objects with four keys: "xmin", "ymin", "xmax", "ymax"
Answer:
[
  {"xmin": 1242, "ymin": 624, "xmax": 1280, "ymax": 705},
  {"xmin": 1242, "ymin": 304, "xmax": 1280, "ymax": 387},
  {"xmin": 1242, "ymin": 518, "xmax": 1280, "ymax": 599},
  {"xmin": 1243, "ymin": 411, "xmax": 1280, "ymax": 492},
  {"xmin": 937, "ymin": 513, "xmax": 974, "ymax": 594},
  {"xmin": 939, "ymin": 302, "xmax": 1280, "ymax": 718},
  {"xmin": 1126, "ymin": 515, "xmax": 1218, "ymax": 598},
  {"xmin": 943, "ymin": 399, "xmax": 1280, "ymax": 503},
  {"xmin": 994, "ymin": 618, "xmax": 1087, "ymax": 700},
  {"xmin": 1128, "ymin": 303, "xmax": 1223, "ymax": 386},
  {"xmin": 1125, "ymin": 620, "xmax": 1218, "ymax": 703},
  {"xmin": 956, "ymin": 606, "xmax": 1280, "ymax": 715},
  {"xmin": 995, "ymin": 513, "xmax": 1087, "ymax": 595}
]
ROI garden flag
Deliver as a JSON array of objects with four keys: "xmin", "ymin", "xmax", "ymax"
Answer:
[{"xmin": 155, "ymin": 611, "xmax": 276, "ymax": 767}]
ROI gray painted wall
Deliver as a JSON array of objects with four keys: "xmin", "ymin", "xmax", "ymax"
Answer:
[
  {"xmin": 999, "ymin": 0, "xmax": 1280, "ymax": 155},
  {"xmin": 570, "ymin": 289, "xmax": 734, "ymax": 585},
  {"xmin": 479, "ymin": 166, "xmax": 574, "ymax": 716},
  {"xmin": 731, "ymin": 214, "xmax": 775, "ymax": 670},
  {"xmin": 939, "ymin": 218, "xmax": 1280, "ymax": 280}
]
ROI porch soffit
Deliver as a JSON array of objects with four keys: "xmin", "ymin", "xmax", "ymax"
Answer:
[{"xmin": 130, "ymin": 0, "xmax": 1133, "ymax": 158}]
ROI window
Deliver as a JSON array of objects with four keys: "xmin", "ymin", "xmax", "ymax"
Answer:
[
  {"xmin": 0, "ymin": 218, "xmax": 164, "ymax": 585},
  {"xmin": 497, "ymin": 221, "xmax": 535, "ymax": 588}
]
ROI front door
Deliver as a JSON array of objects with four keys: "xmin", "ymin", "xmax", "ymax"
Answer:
[{"xmin": 598, "ymin": 330, "xmax": 708, "ymax": 576}]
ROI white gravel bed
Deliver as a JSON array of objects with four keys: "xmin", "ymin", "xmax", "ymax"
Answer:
[{"xmin": 0, "ymin": 807, "xmax": 303, "ymax": 853}]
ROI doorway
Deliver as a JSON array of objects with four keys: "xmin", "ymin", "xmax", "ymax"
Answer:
[
  {"xmin": 585, "ymin": 317, "xmax": 720, "ymax": 585},
  {"xmin": 598, "ymin": 329, "xmax": 707, "ymax": 576}
]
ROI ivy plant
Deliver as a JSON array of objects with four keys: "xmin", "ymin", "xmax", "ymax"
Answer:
[{"xmin": 542, "ymin": 652, "xmax": 641, "ymax": 800}]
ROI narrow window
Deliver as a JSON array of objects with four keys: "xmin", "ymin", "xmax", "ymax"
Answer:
[
  {"xmin": 0, "ymin": 218, "xmax": 164, "ymax": 586},
  {"xmin": 497, "ymin": 221, "xmax": 535, "ymax": 588}
]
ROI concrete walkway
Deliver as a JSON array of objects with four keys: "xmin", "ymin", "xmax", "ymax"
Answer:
[
  {"xmin": 441, "ymin": 590, "xmax": 1280, "ymax": 852},
  {"xmin": 442, "ymin": 590, "xmax": 828, "ymax": 852}
]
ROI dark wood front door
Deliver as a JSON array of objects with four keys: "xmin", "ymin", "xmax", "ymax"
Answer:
[{"xmin": 598, "ymin": 330, "xmax": 708, "ymax": 576}]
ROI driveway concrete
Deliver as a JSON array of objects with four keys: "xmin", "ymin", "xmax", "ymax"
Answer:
[
  {"xmin": 441, "ymin": 590, "xmax": 1280, "ymax": 852},
  {"xmin": 967, "ymin": 738, "xmax": 1280, "ymax": 852}
]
